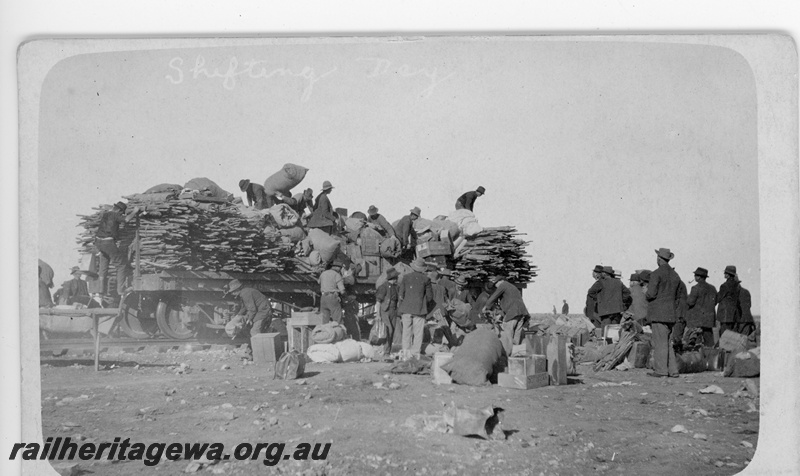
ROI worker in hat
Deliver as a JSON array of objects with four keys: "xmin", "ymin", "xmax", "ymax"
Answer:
[
  {"xmin": 427, "ymin": 268, "xmax": 459, "ymax": 347},
  {"xmin": 685, "ymin": 267, "xmax": 717, "ymax": 347},
  {"xmin": 307, "ymin": 181, "xmax": 337, "ymax": 234},
  {"xmin": 397, "ymin": 257, "xmax": 433, "ymax": 359},
  {"xmin": 238, "ymin": 179, "xmax": 272, "ymax": 210},
  {"xmin": 588, "ymin": 266, "xmax": 632, "ymax": 330},
  {"xmin": 455, "ymin": 186, "xmax": 485, "ymax": 212},
  {"xmin": 339, "ymin": 260, "xmax": 362, "ymax": 341},
  {"xmin": 226, "ymin": 279, "xmax": 282, "ymax": 359},
  {"xmin": 645, "ymin": 248, "xmax": 682, "ymax": 377},
  {"xmin": 53, "ymin": 266, "xmax": 91, "ymax": 306},
  {"xmin": 628, "ymin": 272, "xmax": 649, "ymax": 323},
  {"xmin": 395, "ymin": 207, "xmax": 421, "ymax": 261},
  {"xmin": 276, "ymin": 187, "xmax": 315, "ymax": 219},
  {"xmin": 366, "ymin": 205, "xmax": 396, "ymax": 239},
  {"xmin": 375, "ymin": 268, "xmax": 401, "ymax": 356},
  {"xmin": 561, "ymin": 300, "xmax": 569, "ymax": 315},
  {"xmin": 482, "ymin": 276, "xmax": 530, "ymax": 356},
  {"xmin": 318, "ymin": 260, "xmax": 346, "ymax": 326},
  {"xmin": 94, "ymin": 201, "xmax": 140, "ymax": 304},
  {"xmin": 735, "ymin": 277, "xmax": 755, "ymax": 338},
  {"xmin": 715, "ymin": 265, "xmax": 742, "ymax": 336},
  {"xmin": 583, "ymin": 265, "xmax": 604, "ymax": 328}
]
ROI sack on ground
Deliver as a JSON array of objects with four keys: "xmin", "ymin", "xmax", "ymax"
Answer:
[
  {"xmin": 358, "ymin": 341, "xmax": 376, "ymax": 360},
  {"xmin": 274, "ymin": 351, "xmax": 306, "ymax": 379},
  {"xmin": 263, "ymin": 163, "xmax": 309, "ymax": 196},
  {"xmin": 311, "ymin": 321, "xmax": 347, "ymax": 344},
  {"xmin": 306, "ymin": 344, "xmax": 342, "ymax": 363},
  {"xmin": 724, "ymin": 349, "xmax": 760, "ymax": 378},
  {"xmin": 335, "ymin": 339, "xmax": 363, "ymax": 362},
  {"xmin": 439, "ymin": 329, "xmax": 503, "ymax": 386}
]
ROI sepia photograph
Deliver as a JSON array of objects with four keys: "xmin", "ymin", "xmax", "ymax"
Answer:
[{"xmin": 14, "ymin": 34, "xmax": 799, "ymax": 475}]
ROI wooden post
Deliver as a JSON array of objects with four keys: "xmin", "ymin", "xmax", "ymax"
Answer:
[{"xmin": 94, "ymin": 312, "xmax": 100, "ymax": 372}]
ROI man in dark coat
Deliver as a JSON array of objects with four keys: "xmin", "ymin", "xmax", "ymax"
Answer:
[
  {"xmin": 53, "ymin": 267, "xmax": 90, "ymax": 306},
  {"xmin": 94, "ymin": 201, "xmax": 139, "ymax": 301},
  {"xmin": 307, "ymin": 181, "xmax": 337, "ymax": 234},
  {"xmin": 715, "ymin": 265, "xmax": 741, "ymax": 335},
  {"xmin": 629, "ymin": 272, "xmax": 649, "ymax": 322},
  {"xmin": 366, "ymin": 205, "xmax": 396, "ymax": 238},
  {"xmin": 561, "ymin": 300, "xmax": 569, "ymax": 315},
  {"xmin": 38, "ymin": 259, "xmax": 55, "ymax": 308},
  {"xmin": 673, "ymin": 280, "xmax": 689, "ymax": 347},
  {"xmin": 645, "ymin": 248, "xmax": 682, "ymax": 377},
  {"xmin": 397, "ymin": 258, "xmax": 433, "ymax": 358},
  {"xmin": 238, "ymin": 179, "xmax": 271, "ymax": 210},
  {"xmin": 483, "ymin": 276, "xmax": 530, "ymax": 356},
  {"xmin": 685, "ymin": 267, "xmax": 717, "ymax": 347},
  {"xmin": 455, "ymin": 186, "xmax": 485, "ymax": 212},
  {"xmin": 735, "ymin": 278, "xmax": 756, "ymax": 337},
  {"xmin": 228, "ymin": 279, "xmax": 283, "ymax": 359},
  {"xmin": 395, "ymin": 207, "xmax": 420, "ymax": 260},
  {"xmin": 375, "ymin": 268, "xmax": 400, "ymax": 355},
  {"xmin": 584, "ymin": 265, "xmax": 604, "ymax": 328},
  {"xmin": 587, "ymin": 266, "xmax": 632, "ymax": 329}
]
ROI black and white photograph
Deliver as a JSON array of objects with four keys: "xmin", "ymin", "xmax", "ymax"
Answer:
[{"xmin": 8, "ymin": 28, "xmax": 799, "ymax": 476}]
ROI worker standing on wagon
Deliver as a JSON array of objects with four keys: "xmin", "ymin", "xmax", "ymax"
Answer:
[
  {"xmin": 94, "ymin": 201, "xmax": 138, "ymax": 304},
  {"xmin": 395, "ymin": 207, "xmax": 420, "ymax": 260},
  {"xmin": 227, "ymin": 279, "xmax": 281, "ymax": 360},
  {"xmin": 307, "ymin": 181, "xmax": 338, "ymax": 234},
  {"xmin": 238, "ymin": 179, "xmax": 272, "ymax": 210},
  {"xmin": 366, "ymin": 205, "xmax": 396, "ymax": 239},
  {"xmin": 455, "ymin": 186, "xmax": 485, "ymax": 212}
]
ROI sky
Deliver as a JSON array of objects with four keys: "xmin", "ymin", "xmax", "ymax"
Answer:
[{"xmin": 36, "ymin": 38, "xmax": 760, "ymax": 313}]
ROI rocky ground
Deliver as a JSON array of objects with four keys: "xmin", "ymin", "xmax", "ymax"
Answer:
[{"xmin": 38, "ymin": 345, "xmax": 759, "ymax": 476}]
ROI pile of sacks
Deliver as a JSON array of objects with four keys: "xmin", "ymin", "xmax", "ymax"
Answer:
[{"xmin": 306, "ymin": 339, "xmax": 377, "ymax": 363}]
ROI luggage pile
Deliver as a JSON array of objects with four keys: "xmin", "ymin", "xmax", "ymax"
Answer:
[{"xmin": 453, "ymin": 227, "xmax": 537, "ymax": 284}]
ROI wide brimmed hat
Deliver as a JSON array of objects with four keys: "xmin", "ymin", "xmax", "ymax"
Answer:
[
  {"xmin": 593, "ymin": 265, "xmax": 604, "ymax": 273},
  {"xmin": 238, "ymin": 179, "xmax": 250, "ymax": 191},
  {"xmin": 476, "ymin": 186, "xmax": 486, "ymax": 194},
  {"xmin": 438, "ymin": 268, "xmax": 452, "ymax": 276},
  {"xmin": 630, "ymin": 273, "xmax": 640, "ymax": 281},
  {"xmin": 69, "ymin": 266, "xmax": 81, "ymax": 275},
  {"xmin": 368, "ymin": 205, "xmax": 378, "ymax": 214},
  {"xmin": 410, "ymin": 207, "xmax": 421, "ymax": 217},
  {"xmin": 638, "ymin": 270, "xmax": 652, "ymax": 283},
  {"xmin": 454, "ymin": 276, "xmax": 467, "ymax": 286},
  {"xmin": 385, "ymin": 268, "xmax": 400, "ymax": 280},
  {"xmin": 602, "ymin": 266, "xmax": 614, "ymax": 275},
  {"xmin": 227, "ymin": 279, "xmax": 243, "ymax": 293},
  {"xmin": 693, "ymin": 267, "xmax": 709, "ymax": 278},
  {"xmin": 724, "ymin": 265, "xmax": 737, "ymax": 276},
  {"xmin": 410, "ymin": 258, "xmax": 427, "ymax": 272},
  {"xmin": 114, "ymin": 201, "xmax": 127, "ymax": 213},
  {"xmin": 655, "ymin": 248, "xmax": 674, "ymax": 260},
  {"xmin": 322, "ymin": 181, "xmax": 334, "ymax": 191},
  {"xmin": 489, "ymin": 275, "xmax": 503, "ymax": 284}
]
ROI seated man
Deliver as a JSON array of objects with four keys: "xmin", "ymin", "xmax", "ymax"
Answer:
[{"xmin": 53, "ymin": 266, "xmax": 91, "ymax": 306}]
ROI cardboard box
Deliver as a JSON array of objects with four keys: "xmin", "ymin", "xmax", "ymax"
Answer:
[
  {"xmin": 497, "ymin": 372, "xmax": 549, "ymax": 390},
  {"xmin": 507, "ymin": 355, "xmax": 547, "ymax": 376},
  {"xmin": 252, "ymin": 333, "xmax": 285, "ymax": 365},
  {"xmin": 432, "ymin": 352, "xmax": 454, "ymax": 385},
  {"xmin": 287, "ymin": 324, "xmax": 313, "ymax": 353},
  {"xmin": 289, "ymin": 310, "xmax": 328, "ymax": 326},
  {"xmin": 416, "ymin": 241, "xmax": 452, "ymax": 258}
]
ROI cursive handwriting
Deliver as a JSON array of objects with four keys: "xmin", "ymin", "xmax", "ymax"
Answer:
[
  {"xmin": 166, "ymin": 56, "xmax": 338, "ymax": 102},
  {"xmin": 356, "ymin": 57, "xmax": 455, "ymax": 97}
]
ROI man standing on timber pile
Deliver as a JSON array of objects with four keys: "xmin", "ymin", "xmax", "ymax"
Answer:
[
  {"xmin": 587, "ymin": 266, "xmax": 632, "ymax": 330},
  {"xmin": 318, "ymin": 261, "xmax": 346, "ymax": 328},
  {"xmin": 238, "ymin": 179, "xmax": 271, "ymax": 210},
  {"xmin": 561, "ymin": 300, "xmax": 569, "ymax": 315},
  {"xmin": 645, "ymin": 248, "xmax": 682, "ymax": 378},
  {"xmin": 482, "ymin": 276, "xmax": 530, "ymax": 356},
  {"xmin": 685, "ymin": 267, "xmax": 717, "ymax": 348},
  {"xmin": 395, "ymin": 207, "xmax": 420, "ymax": 260},
  {"xmin": 735, "ymin": 276, "xmax": 756, "ymax": 338},
  {"xmin": 307, "ymin": 181, "xmax": 337, "ymax": 234},
  {"xmin": 375, "ymin": 268, "xmax": 401, "ymax": 356},
  {"xmin": 455, "ymin": 186, "xmax": 485, "ymax": 212},
  {"xmin": 716, "ymin": 265, "xmax": 741, "ymax": 335},
  {"xmin": 227, "ymin": 279, "xmax": 282, "ymax": 360},
  {"xmin": 628, "ymin": 272, "xmax": 649, "ymax": 322},
  {"xmin": 366, "ymin": 205, "xmax": 396, "ymax": 238},
  {"xmin": 584, "ymin": 265, "xmax": 603, "ymax": 328},
  {"xmin": 397, "ymin": 257, "xmax": 433, "ymax": 359},
  {"xmin": 94, "ymin": 201, "xmax": 139, "ymax": 304},
  {"xmin": 53, "ymin": 266, "xmax": 91, "ymax": 306}
]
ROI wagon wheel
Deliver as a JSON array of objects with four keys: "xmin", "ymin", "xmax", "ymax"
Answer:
[
  {"xmin": 156, "ymin": 301, "xmax": 194, "ymax": 340},
  {"xmin": 118, "ymin": 298, "xmax": 159, "ymax": 339}
]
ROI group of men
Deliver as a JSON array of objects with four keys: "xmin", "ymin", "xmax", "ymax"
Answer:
[{"xmin": 585, "ymin": 247, "xmax": 755, "ymax": 378}]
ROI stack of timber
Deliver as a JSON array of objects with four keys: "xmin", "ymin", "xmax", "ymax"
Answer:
[
  {"xmin": 76, "ymin": 197, "xmax": 295, "ymax": 274},
  {"xmin": 454, "ymin": 227, "xmax": 537, "ymax": 284}
]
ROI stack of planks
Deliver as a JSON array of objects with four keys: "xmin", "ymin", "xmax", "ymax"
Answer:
[
  {"xmin": 454, "ymin": 227, "xmax": 537, "ymax": 284},
  {"xmin": 76, "ymin": 196, "xmax": 295, "ymax": 274}
]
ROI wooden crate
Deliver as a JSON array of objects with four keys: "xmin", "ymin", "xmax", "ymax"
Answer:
[
  {"xmin": 497, "ymin": 372, "xmax": 549, "ymax": 390},
  {"xmin": 252, "ymin": 333, "xmax": 285, "ymax": 365},
  {"xmin": 287, "ymin": 324, "xmax": 314, "ymax": 354},
  {"xmin": 290, "ymin": 310, "xmax": 327, "ymax": 326},
  {"xmin": 360, "ymin": 237, "xmax": 381, "ymax": 256},
  {"xmin": 508, "ymin": 355, "xmax": 547, "ymax": 376},
  {"xmin": 416, "ymin": 241, "xmax": 452, "ymax": 258},
  {"xmin": 546, "ymin": 335, "xmax": 569, "ymax": 385},
  {"xmin": 629, "ymin": 341, "xmax": 651, "ymax": 368}
]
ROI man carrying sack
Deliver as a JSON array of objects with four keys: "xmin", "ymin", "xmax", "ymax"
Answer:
[{"xmin": 226, "ymin": 279, "xmax": 283, "ymax": 360}]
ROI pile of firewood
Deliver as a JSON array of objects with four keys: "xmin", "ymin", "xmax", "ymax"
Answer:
[
  {"xmin": 454, "ymin": 227, "xmax": 537, "ymax": 284},
  {"xmin": 76, "ymin": 196, "xmax": 295, "ymax": 274}
]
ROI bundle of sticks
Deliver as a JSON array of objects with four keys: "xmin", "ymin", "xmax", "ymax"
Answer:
[
  {"xmin": 453, "ymin": 227, "xmax": 537, "ymax": 284},
  {"xmin": 76, "ymin": 196, "xmax": 295, "ymax": 274}
]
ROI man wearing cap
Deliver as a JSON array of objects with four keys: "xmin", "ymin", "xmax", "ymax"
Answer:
[
  {"xmin": 375, "ymin": 268, "xmax": 401, "ymax": 355},
  {"xmin": 318, "ymin": 261, "xmax": 346, "ymax": 325},
  {"xmin": 94, "ymin": 201, "xmax": 139, "ymax": 301},
  {"xmin": 628, "ymin": 272, "xmax": 649, "ymax": 322},
  {"xmin": 587, "ymin": 266, "xmax": 632, "ymax": 329},
  {"xmin": 584, "ymin": 265, "xmax": 604, "ymax": 328},
  {"xmin": 685, "ymin": 267, "xmax": 717, "ymax": 348},
  {"xmin": 307, "ymin": 181, "xmax": 337, "ymax": 234},
  {"xmin": 715, "ymin": 265, "xmax": 741, "ymax": 335},
  {"xmin": 366, "ymin": 205, "xmax": 396, "ymax": 239},
  {"xmin": 227, "ymin": 279, "xmax": 281, "ymax": 359},
  {"xmin": 397, "ymin": 258, "xmax": 433, "ymax": 358},
  {"xmin": 645, "ymin": 248, "xmax": 682, "ymax": 378},
  {"xmin": 482, "ymin": 276, "xmax": 529, "ymax": 355},
  {"xmin": 455, "ymin": 186, "xmax": 486, "ymax": 212},
  {"xmin": 53, "ymin": 267, "xmax": 90, "ymax": 306},
  {"xmin": 395, "ymin": 207, "xmax": 420, "ymax": 260},
  {"xmin": 238, "ymin": 179, "xmax": 271, "ymax": 210},
  {"xmin": 735, "ymin": 277, "xmax": 756, "ymax": 337}
]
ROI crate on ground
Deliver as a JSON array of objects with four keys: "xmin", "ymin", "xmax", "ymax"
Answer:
[
  {"xmin": 507, "ymin": 354, "xmax": 547, "ymax": 376},
  {"xmin": 432, "ymin": 352, "xmax": 454, "ymax": 385},
  {"xmin": 252, "ymin": 333, "xmax": 285, "ymax": 364},
  {"xmin": 416, "ymin": 240, "xmax": 452, "ymax": 258},
  {"xmin": 497, "ymin": 372, "xmax": 549, "ymax": 390},
  {"xmin": 524, "ymin": 334, "xmax": 568, "ymax": 385},
  {"xmin": 547, "ymin": 324, "xmax": 591, "ymax": 347},
  {"xmin": 287, "ymin": 323, "xmax": 314, "ymax": 353},
  {"xmin": 718, "ymin": 330, "xmax": 748, "ymax": 352},
  {"xmin": 290, "ymin": 310, "xmax": 328, "ymax": 326}
]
